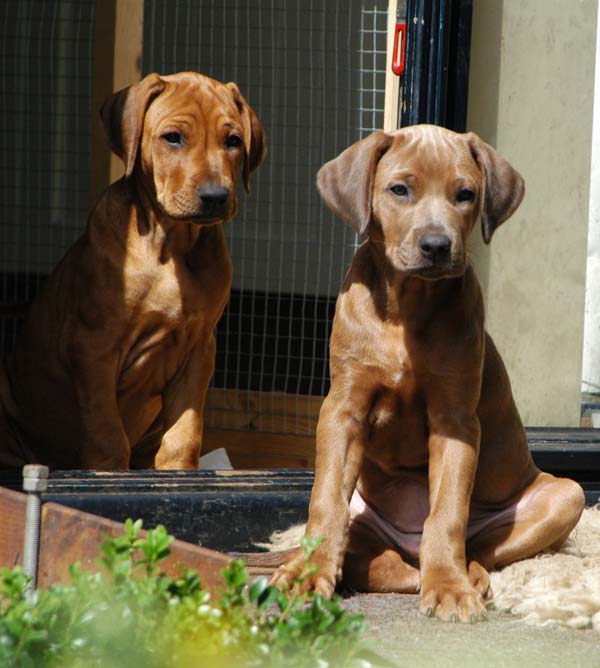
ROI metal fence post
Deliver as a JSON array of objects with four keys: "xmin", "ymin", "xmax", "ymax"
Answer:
[{"xmin": 22, "ymin": 464, "xmax": 49, "ymax": 597}]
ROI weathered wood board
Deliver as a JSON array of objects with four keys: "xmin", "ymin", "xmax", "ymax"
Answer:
[{"xmin": 0, "ymin": 487, "xmax": 271, "ymax": 593}]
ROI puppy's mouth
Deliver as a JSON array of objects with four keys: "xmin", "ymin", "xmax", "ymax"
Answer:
[
  {"xmin": 382, "ymin": 244, "xmax": 465, "ymax": 279},
  {"xmin": 160, "ymin": 198, "xmax": 237, "ymax": 224},
  {"xmin": 407, "ymin": 261, "xmax": 466, "ymax": 280}
]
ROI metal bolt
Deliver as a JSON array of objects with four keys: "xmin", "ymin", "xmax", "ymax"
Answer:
[{"xmin": 22, "ymin": 464, "xmax": 49, "ymax": 597}]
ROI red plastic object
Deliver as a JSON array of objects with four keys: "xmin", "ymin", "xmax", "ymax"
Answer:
[{"xmin": 392, "ymin": 22, "xmax": 407, "ymax": 75}]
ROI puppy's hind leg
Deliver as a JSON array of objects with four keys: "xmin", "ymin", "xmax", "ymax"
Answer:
[
  {"xmin": 467, "ymin": 471, "xmax": 585, "ymax": 571},
  {"xmin": 342, "ymin": 521, "xmax": 420, "ymax": 594}
]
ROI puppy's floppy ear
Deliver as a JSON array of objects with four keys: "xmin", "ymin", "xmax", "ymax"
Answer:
[
  {"xmin": 100, "ymin": 72, "xmax": 165, "ymax": 178},
  {"xmin": 317, "ymin": 131, "xmax": 394, "ymax": 235},
  {"xmin": 466, "ymin": 133, "xmax": 525, "ymax": 244},
  {"xmin": 227, "ymin": 82, "xmax": 267, "ymax": 193}
]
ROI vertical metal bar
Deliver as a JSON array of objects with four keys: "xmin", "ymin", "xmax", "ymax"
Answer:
[
  {"xmin": 400, "ymin": 0, "xmax": 472, "ymax": 131},
  {"xmin": 22, "ymin": 465, "xmax": 49, "ymax": 597},
  {"xmin": 401, "ymin": 0, "xmax": 432, "ymax": 127},
  {"xmin": 446, "ymin": 0, "xmax": 473, "ymax": 132},
  {"xmin": 431, "ymin": 0, "xmax": 451, "ymax": 125}
]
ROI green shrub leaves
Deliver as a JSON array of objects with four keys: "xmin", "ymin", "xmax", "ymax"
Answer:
[{"xmin": 0, "ymin": 521, "xmax": 392, "ymax": 668}]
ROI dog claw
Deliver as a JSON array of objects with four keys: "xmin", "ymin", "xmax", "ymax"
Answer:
[
  {"xmin": 450, "ymin": 613, "xmax": 458, "ymax": 623},
  {"xmin": 423, "ymin": 606, "xmax": 434, "ymax": 618}
]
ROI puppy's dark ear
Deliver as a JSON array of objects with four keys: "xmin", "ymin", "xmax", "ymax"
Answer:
[
  {"xmin": 317, "ymin": 131, "xmax": 393, "ymax": 235},
  {"xmin": 467, "ymin": 133, "xmax": 525, "ymax": 244},
  {"xmin": 100, "ymin": 73, "xmax": 165, "ymax": 178},
  {"xmin": 227, "ymin": 82, "xmax": 267, "ymax": 193}
]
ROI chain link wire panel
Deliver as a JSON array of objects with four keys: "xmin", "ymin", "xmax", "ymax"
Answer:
[
  {"xmin": 0, "ymin": 0, "xmax": 95, "ymax": 352},
  {"xmin": 142, "ymin": 0, "xmax": 387, "ymax": 435}
]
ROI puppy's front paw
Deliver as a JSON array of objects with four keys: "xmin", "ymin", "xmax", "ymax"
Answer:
[
  {"xmin": 420, "ymin": 570, "xmax": 487, "ymax": 623},
  {"xmin": 269, "ymin": 549, "xmax": 337, "ymax": 598}
]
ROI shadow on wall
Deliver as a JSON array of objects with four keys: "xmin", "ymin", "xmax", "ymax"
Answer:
[{"xmin": 465, "ymin": 0, "xmax": 504, "ymax": 299}]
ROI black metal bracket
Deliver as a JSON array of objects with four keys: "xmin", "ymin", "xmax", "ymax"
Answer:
[{"xmin": 400, "ymin": 0, "xmax": 473, "ymax": 131}]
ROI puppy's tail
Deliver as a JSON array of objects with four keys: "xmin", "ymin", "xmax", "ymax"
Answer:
[
  {"xmin": 229, "ymin": 522, "xmax": 306, "ymax": 571},
  {"xmin": 229, "ymin": 547, "xmax": 298, "ymax": 570}
]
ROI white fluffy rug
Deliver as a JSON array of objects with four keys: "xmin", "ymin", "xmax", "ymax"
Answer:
[
  {"xmin": 257, "ymin": 506, "xmax": 600, "ymax": 631},
  {"xmin": 490, "ymin": 505, "xmax": 600, "ymax": 631}
]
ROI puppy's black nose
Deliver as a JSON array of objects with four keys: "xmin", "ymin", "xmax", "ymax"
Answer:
[
  {"xmin": 197, "ymin": 183, "xmax": 230, "ymax": 210},
  {"xmin": 418, "ymin": 233, "xmax": 452, "ymax": 263}
]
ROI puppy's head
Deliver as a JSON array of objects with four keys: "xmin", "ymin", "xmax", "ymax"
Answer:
[
  {"xmin": 317, "ymin": 125, "xmax": 524, "ymax": 279},
  {"xmin": 101, "ymin": 72, "xmax": 267, "ymax": 223}
]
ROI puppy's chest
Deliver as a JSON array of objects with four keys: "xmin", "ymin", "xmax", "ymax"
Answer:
[
  {"xmin": 357, "ymin": 329, "xmax": 430, "ymax": 468},
  {"xmin": 125, "ymin": 259, "xmax": 227, "ymax": 325},
  {"xmin": 119, "ymin": 261, "xmax": 228, "ymax": 386},
  {"xmin": 360, "ymin": 324, "xmax": 417, "ymax": 389},
  {"xmin": 367, "ymin": 358, "xmax": 421, "ymax": 429},
  {"xmin": 339, "ymin": 328, "xmax": 423, "ymax": 418}
]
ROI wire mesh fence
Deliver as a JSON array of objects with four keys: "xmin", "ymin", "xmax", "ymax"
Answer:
[
  {"xmin": 0, "ymin": 1, "xmax": 388, "ymax": 438},
  {"xmin": 0, "ymin": 0, "xmax": 95, "ymax": 351},
  {"xmin": 142, "ymin": 0, "xmax": 388, "ymax": 435}
]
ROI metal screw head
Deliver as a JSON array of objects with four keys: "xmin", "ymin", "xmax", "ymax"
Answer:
[{"xmin": 22, "ymin": 465, "xmax": 49, "ymax": 493}]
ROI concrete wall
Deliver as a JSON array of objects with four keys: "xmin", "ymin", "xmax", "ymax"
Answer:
[{"xmin": 467, "ymin": 0, "xmax": 597, "ymax": 426}]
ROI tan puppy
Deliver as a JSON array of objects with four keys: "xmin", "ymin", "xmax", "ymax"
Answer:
[
  {"xmin": 272, "ymin": 125, "xmax": 584, "ymax": 622},
  {"xmin": 0, "ymin": 72, "xmax": 266, "ymax": 470}
]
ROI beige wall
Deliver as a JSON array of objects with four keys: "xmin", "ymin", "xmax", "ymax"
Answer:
[{"xmin": 467, "ymin": 0, "xmax": 597, "ymax": 426}]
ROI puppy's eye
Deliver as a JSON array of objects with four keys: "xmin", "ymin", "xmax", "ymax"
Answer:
[
  {"xmin": 162, "ymin": 132, "xmax": 183, "ymax": 146},
  {"xmin": 225, "ymin": 134, "xmax": 243, "ymax": 149},
  {"xmin": 456, "ymin": 188, "xmax": 476, "ymax": 203},
  {"xmin": 390, "ymin": 184, "xmax": 408, "ymax": 197}
]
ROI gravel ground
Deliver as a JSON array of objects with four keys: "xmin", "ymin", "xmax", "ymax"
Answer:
[{"xmin": 343, "ymin": 593, "xmax": 600, "ymax": 668}]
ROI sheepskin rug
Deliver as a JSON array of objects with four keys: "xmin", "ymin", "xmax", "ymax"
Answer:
[
  {"xmin": 490, "ymin": 505, "xmax": 600, "ymax": 631},
  {"xmin": 257, "ymin": 506, "xmax": 600, "ymax": 631}
]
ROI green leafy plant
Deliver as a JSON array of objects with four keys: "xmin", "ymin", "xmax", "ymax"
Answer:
[{"xmin": 0, "ymin": 520, "xmax": 393, "ymax": 668}]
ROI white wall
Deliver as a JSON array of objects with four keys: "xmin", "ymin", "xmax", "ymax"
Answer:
[{"xmin": 468, "ymin": 0, "xmax": 597, "ymax": 426}]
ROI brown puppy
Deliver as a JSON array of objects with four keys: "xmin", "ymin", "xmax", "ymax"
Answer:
[
  {"xmin": 272, "ymin": 125, "xmax": 584, "ymax": 622},
  {"xmin": 0, "ymin": 72, "xmax": 266, "ymax": 470}
]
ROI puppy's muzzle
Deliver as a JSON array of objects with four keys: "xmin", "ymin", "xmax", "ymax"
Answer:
[
  {"xmin": 418, "ymin": 233, "xmax": 452, "ymax": 265},
  {"xmin": 197, "ymin": 182, "xmax": 230, "ymax": 216}
]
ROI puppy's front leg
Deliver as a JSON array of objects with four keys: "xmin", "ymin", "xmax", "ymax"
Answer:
[
  {"xmin": 271, "ymin": 389, "xmax": 367, "ymax": 597},
  {"xmin": 153, "ymin": 336, "xmax": 216, "ymax": 470},
  {"xmin": 419, "ymin": 407, "xmax": 486, "ymax": 622},
  {"xmin": 73, "ymin": 357, "xmax": 131, "ymax": 469}
]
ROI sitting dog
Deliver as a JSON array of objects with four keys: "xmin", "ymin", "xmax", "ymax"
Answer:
[
  {"xmin": 271, "ymin": 125, "xmax": 585, "ymax": 622},
  {"xmin": 0, "ymin": 71, "xmax": 266, "ymax": 470}
]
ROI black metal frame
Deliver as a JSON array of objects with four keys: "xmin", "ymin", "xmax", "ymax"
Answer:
[
  {"xmin": 400, "ymin": 0, "xmax": 473, "ymax": 131},
  {"xmin": 1, "ymin": 428, "xmax": 598, "ymax": 552}
]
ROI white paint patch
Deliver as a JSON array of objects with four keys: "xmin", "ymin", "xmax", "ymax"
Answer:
[{"xmin": 582, "ymin": 1, "xmax": 600, "ymax": 394}]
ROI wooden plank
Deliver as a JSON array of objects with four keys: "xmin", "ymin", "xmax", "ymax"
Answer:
[
  {"xmin": 205, "ymin": 388, "xmax": 322, "ymax": 436},
  {"xmin": 110, "ymin": 0, "xmax": 144, "ymax": 183},
  {"xmin": 0, "ymin": 488, "xmax": 272, "ymax": 594},
  {"xmin": 0, "ymin": 487, "xmax": 27, "ymax": 570},
  {"xmin": 202, "ymin": 428, "xmax": 316, "ymax": 469},
  {"xmin": 384, "ymin": 0, "xmax": 401, "ymax": 132},
  {"xmin": 89, "ymin": 0, "xmax": 144, "ymax": 203},
  {"xmin": 89, "ymin": 0, "xmax": 116, "ymax": 208}
]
